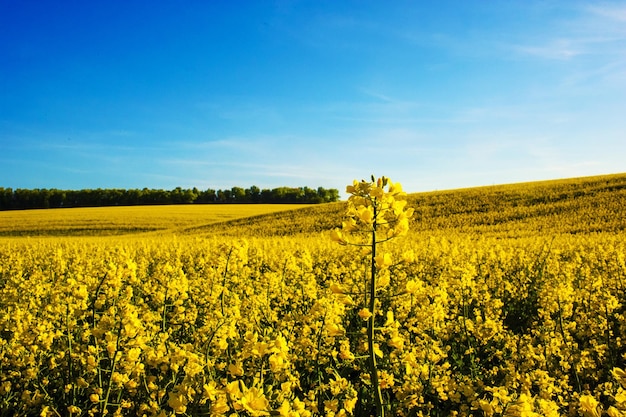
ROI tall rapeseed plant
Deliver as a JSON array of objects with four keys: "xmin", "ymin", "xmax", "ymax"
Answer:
[{"xmin": 332, "ymin": 176, "xmax": 414, "ymax": 417}]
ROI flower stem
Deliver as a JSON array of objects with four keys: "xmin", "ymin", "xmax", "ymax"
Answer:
[{"xmin": 368, "ymin": 207, "xmax": 384, "ymax": 417}]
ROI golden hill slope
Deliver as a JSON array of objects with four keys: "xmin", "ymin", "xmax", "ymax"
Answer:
[{"xmin": 196, "ymin": 173, "xmax": 626, "ymax": 238}]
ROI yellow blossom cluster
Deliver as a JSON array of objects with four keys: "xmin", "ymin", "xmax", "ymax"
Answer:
[{"xmin": 331, "ymin": 176, "xmax": 414, "ymax": 247}]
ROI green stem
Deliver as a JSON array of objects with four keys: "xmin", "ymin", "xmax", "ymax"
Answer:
[
  {"xmin": 221, "ymin": 247, "xmax": 234, "ymax": 316},
  {"xmin": 316, "ymin": 313, "xmax": 328, "ymax": 414},
  {"xmin": 461, "ymin": 287, "xmax": 476, "ymax": 379},
  {"xmin": 368, "ymin": 206, "xmax": 384, "ymax": 417},
  {"xmin": 102, "ymin": 322, "xmax": 122, "ymax": 415},
  {"xmin": 65, "ymin": 304, "xmax": 75, "ymax": 405},
  {"xmin": 161, "ymin": 288, "xmax": 169, "ymax": 333},
  {"xmin": 556, "ymin": 295, "xmax": 581, "ymax": 392}
]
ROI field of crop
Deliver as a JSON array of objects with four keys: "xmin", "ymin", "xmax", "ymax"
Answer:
[
  {"xmin": 0, "ymin": 204, "xmax": 312, "ymax": 237},
  {"xmin": 1, "ymin": 173, "xmax": 625, "ymax": 417}
]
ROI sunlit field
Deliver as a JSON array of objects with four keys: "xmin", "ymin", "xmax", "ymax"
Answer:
[
  {"xmin": 1, "ymin": 174, "xmax": 625, "ymax": 417},
  {"xmin": 0, "ymin": 204, "xmax": 312, "ymax": 237}
]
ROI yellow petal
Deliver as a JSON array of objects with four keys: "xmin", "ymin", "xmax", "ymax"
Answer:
[
  {"xmin": 375, "ymin": 253, "xmax": 393, "ymax": 269},
  {"xmin": 358, "ymin": 308, "xmax": 373, "ymax": 321}
]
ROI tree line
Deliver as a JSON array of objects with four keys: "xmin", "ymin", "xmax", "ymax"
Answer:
[{"xmin": 0, "ymin": 186, "xmax": 340, "ymax": 210}]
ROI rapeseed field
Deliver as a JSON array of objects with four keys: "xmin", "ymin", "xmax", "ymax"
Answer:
[{"xmin": 1, "ymin": 174, "xmax": 625, "ymax": 417}]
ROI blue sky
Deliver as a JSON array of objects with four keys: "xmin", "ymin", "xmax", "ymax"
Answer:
[{"xmin": 1, "ymin": 1, "xmax": 625, "ymax": 196}]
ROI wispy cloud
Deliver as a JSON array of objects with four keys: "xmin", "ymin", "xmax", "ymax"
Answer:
[
  {"xmin": 307, "ymin": 92, "xmax": 463, "ymax": 126},
  {"xmin": 508, "ymin": 2, "xmax": 626, "ymax": 61},
  {"xmin": 512, "ymin": 39, "xmax": 583, "ymax": 60},
  {"xmin": 586, "ymin": 3, "xmax": 626, "ymax": 22},
  {"xmin": 388, "ymin": 2, "xmax": 626, "ymax": 63}
]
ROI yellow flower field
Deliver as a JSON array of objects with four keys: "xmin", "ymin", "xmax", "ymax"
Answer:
[
  {"xmin": 0, "ymin": 204, "xmax": 312, "ymax": 237},
  {"xmin": 1, "ymin": 174, "xmax": 625, "ymax": 416}
]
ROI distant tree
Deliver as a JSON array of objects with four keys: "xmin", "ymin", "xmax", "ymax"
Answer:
[
  {"xmin": 186, "ymin": 188, "xmax": 198, "ymax": 203},
  {"xmin": 197, "ymin": 188, "xmax": 216, "ymax": 203},
  {"xmin": 246, "ymin": 185, "xmax": 261, "ymax": 203},
  {"xmin": 171, "ymin": 187, "xmax": 184, "ymax": 204},
  {"xmin": 260, "ymin": 188, "xmax": 272, "ymax": 203},
  {"xmin": 49, "ymin": 189, "xmax": 65, "ymax": 208},
  {"xmin": 0, "ymin": 188, "xmax": 13, "ymax": 209},
  {"xmin": 231, "ymin": 186, "xmax": 246, "ymax": 203},
  {"xmin": 36, "ymin": 188, "xmax": 50, "ymax": 208},
  {"xmin": 318, "ymin": 186, "xmax": 339, "ymax": 203},
  {"xmin": 271, "ymin": 187, "xmax": 286, "ymax": 203},
  {"xmin": 124, "ymin": 189, "xmax": 141, "ymax": 205},
  {"xmin": 303, "ymin": 186, "xmax": 322, "ymax": 203},
  {"xmin": 14, "ymin": 189, "xmax": 35, "ymax": 209},
  {"xmin": 152, "ymin": 189, "xmax": 170, "ymax": 205},
  {"xmin": 217, "ymin": 189, "xmax": 231, "ymax": 203}
]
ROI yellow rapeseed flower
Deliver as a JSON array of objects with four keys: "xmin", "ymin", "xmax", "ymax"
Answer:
[
  {"xmin": 237, "ymin": 386, "xmax": 270, "ymax": 416},
  {"xmin": 167, "ymin": 391, "xmax": 187, "ymax": 414},
  {"xmin": 358, "ymin": 308, "xmax": 373, "ymax": 321},
  {"xmin": 374, "ymin": 252, "xmax": 392, "ymax": 269},
  {"xmin": 579, "ymin": 395, "xmax": 601, "ymax": 417}
]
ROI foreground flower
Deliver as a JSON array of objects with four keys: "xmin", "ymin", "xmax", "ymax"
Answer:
[
  {"xmin": 238, "ymin": 386, "xmax": 270, "ymax": 416},
  {"xmin": 358, "ymin": 308, "xmax": 373, "ymax": 321},
  {"xmin": 579, "ymin": 395, "xmax": 601, "ymax": 417}
]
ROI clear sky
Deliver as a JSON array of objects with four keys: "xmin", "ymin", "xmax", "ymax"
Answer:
[{"xmin": 1, "ymin": 1, "xmax": 625, "ymax": 196}]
